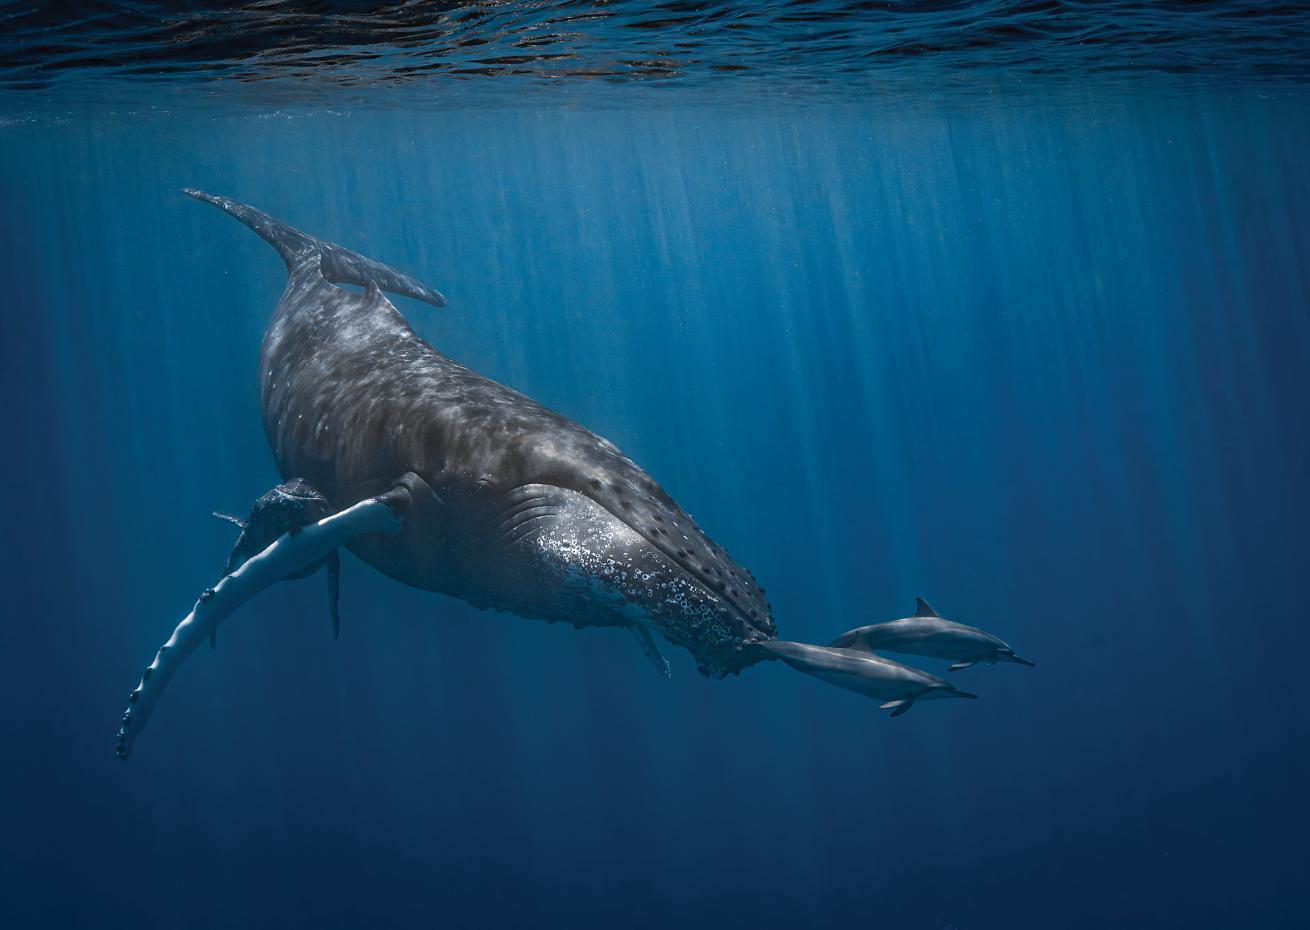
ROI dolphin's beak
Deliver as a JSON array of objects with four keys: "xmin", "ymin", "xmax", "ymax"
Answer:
[
  {"xmin": 1002, "ymin": 653, "xmax": 1036, "ymax": 667},
  {"xmin": 950, "ymin": 689, "xmax": 978, "ymax": 699}
]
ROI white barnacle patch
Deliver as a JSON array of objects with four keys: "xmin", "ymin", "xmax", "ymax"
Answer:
[{"xmin": 514, "ymin": 484, "xmax": 744, "ymax": 654}]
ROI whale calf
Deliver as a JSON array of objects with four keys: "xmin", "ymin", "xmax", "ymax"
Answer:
[
  {"xmin": 115, "ymin": 192, "xmax": 1009, "ymax": 758},
  {"xmin": 829, "ymin": 598, "xmax": 1034, "ymax": 670}
]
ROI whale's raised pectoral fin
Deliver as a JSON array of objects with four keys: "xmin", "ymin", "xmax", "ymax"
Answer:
[
  {"xmin": 630, "ymin": 626, "xmax": 671, "ymax": 679},
  {"xmin": 116, "ymin": 481, "xmax": 416, "ymax": 761}
]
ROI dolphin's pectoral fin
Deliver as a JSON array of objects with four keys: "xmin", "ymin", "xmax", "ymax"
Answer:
[
  {"xmin": 327, "ymin": 550, "xmax": 341, "ymax": 641},
  {"xmin": 116, "ymin": 482, "xmax": 415, "ymax": 761},
  {"xmin": 630, "ymin": 626, "xmax": 671, "ymax": 679},
  {"xmin": 882, "ymin": 699, "xmax": 914, "ymax": 717},
  {"xmin": 948, "ymin": 660, "xmax": 977, "ymax": 671}
]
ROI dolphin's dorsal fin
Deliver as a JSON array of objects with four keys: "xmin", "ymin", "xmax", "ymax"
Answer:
[
  {"xmin": 827, "ymin": 628, "xmax": 876, "ymax": 653},
  {"xmin": 844, "ymin": 637, "xmax": 877, "ymax": 654},
  {"xmin": 914, "ymin": 597, "xmax": 940, "ymax": 618}
]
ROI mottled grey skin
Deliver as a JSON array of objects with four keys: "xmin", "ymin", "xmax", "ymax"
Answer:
[
  {"xmin": 191, "ymin": 190, "xmax": 774, "ymax": 677},
  {"xmin": 830, "ymin": 598, "xmax": 1034, "ymax": 670}
]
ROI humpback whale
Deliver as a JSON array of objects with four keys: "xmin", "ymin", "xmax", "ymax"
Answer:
[{"xmin": 115, "ymin": 192, "xmax": 1000, "ymax": 760}]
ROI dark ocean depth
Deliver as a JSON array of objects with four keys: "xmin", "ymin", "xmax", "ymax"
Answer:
[{"xmin": 2, "ymin": 4, "xmax": 1309, "ymax": 929}]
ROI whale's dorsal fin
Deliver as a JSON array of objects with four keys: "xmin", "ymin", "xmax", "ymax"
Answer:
[{"xmin": 914, "ymin": 598, "xmax": 940, "ymax": 618}]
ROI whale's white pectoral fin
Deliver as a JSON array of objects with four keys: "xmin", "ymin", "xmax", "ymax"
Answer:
[
  {"xmin": 914, "ymin": 597, "xmax": 940, "ymax": 618},
  {"xmin": 116, "ymin": 489, "xmax": 410, "ymax": 761},
  {"xmin": 630, "ymin": 626, "xmax": 671, "ymax": 679}
]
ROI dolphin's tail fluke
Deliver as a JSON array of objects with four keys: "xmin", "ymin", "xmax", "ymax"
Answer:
[{"xmin": 183, "ymin": 189, "xmax": 446, "ymax": 307}]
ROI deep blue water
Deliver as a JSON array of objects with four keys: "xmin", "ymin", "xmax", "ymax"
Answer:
[{"xmin": 3, "ymin": 4, "xmax": 1310, "ymax": 930}]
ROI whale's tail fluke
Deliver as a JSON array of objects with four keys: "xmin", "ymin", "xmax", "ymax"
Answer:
[{"xmin": 183, "ymin": 189, "xmax": 446, "ymax": 307}]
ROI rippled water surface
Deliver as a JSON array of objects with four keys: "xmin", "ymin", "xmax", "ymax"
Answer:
[{"xmin": 3, "ymin": 0, "xmax": 1310, "ymax": 107}]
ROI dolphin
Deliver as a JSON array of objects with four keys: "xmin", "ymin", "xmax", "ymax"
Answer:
[
  {"xmin": 760, "ymin": 641, "xmax": 976, "ymax": 716},
  {"xmin": 829, "ymin": 598, "xmax": 1034, "ymax": 670},
  {"xmin": 114, "ymin": 192, "xmax": 993, "ymax": 759}
]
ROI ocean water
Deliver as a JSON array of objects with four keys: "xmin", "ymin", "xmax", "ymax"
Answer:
[{"xmin": 3, "ymin": 3, "xmax": 1309, "ymax": 929}]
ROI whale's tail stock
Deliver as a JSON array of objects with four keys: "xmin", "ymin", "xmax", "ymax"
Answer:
[{"xmin": 183, "ymin": 189, "xmax": 446, "ymax": 307}]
